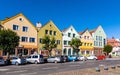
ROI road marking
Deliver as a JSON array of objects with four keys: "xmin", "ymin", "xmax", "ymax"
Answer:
[
  {"xmin": 20, "ymin": 72, "xmax": 37, "ymax": 75},
  {"xmin": 6, "ymin": 70, "xmax": 27, "ymax": 74},
  {"xmin": 42, "ymin": 67, "xmax": 58, "ymax": 70},
  {"xmin": 0, "ymin": 69, "xmax": 9, "ymax": 71},
  {"xmin": 69, "ymin": 65, "xmax": 80, "ymax": 67}
]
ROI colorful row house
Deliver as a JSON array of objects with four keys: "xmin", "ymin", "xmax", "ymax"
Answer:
[
  {"xmin": 90, "ymin": 25, "xmax": 107, "ymax": 56},
  {"xmin": 37, "ymin": 21, "xmax": 62, "ymax": 56},
  {"xmin": 79, "ymin": 29, "xmax": 94, "ymax": 56},
  {"xmin": 62, "ymin": 26, "xmax": 80, "ymax": 55},
  {"xmin": 0, "ymin": 13, "xmax": 38, "ymax": 57}
]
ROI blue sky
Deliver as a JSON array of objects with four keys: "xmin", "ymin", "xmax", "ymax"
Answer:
[{"xmin": 1, "ymin": 0, "xmax": 120, "ymax": 38}]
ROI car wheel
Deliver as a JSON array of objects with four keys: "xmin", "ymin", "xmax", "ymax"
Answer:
[
  {"xmin": 34, "ymin": 61, "xmax": 38, "ymax": 64},
  {"xmin": 54, "ymin": 60, "xmax": 57, "ymax": 63},
  {"xmin": 15, "ymin": 62, "xmax": 19, "ymax": 66}
]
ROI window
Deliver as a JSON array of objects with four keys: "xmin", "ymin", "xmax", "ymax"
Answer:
[
  {"xmin": 39, "ymin": 38, "xmax": 42, "ymax": 43},
  {"xmin": 22, "ymin": 26, "xmax": 28, "ymax": 32},
  {"xmin": 84, "ymin": 43, "xmax": 86, "ymax": 46},
  {"xmin": 64, "ymin": 40, "xmax": 67, "ymax": 45},
  {"xmin": 96, "ymin": 36, "xmax": 98, "ymax": 40},
  {"xmin": 24, "ymin": 49, "xmax": 28, "ymax": 55},
  {"xmin": 87, "ymin": 43, "xmax": 89, "ymax": 46},
  {"xmin": 87, "ymin": 36, "xmax": 89, "ymax": 39},
  {"xmin": 50, "ymin": 30, "xmax": 52, "ymax": 35},
  {"xmin": 63, "ymin": 48, "xmax": 67, "ymax": 55},
  {"xmin": 57, "ymin": 40, "xmax": 60, "ymax": 44},
  {"xmin": 68, "ymin": 33, "xmax": 71, "ymax": 37},
  {"xmin": 84, "ymin": 36, "xmax": 86, "ymax": 39},
  {"xmin": 86, "ymin": 51, "xmax": 90, "ymax": 54},
  {"xmin": 18, "ymin": 49, "xmax": 22, "ymax": 54},
  {"xmin": 13, "ymin": 25, "xmax": 19, "ymax": 30},
  {"xmin": 45, "ymin": 30, "xmax": 48, "ymax": 34},
  {"xmin": 68, "ymin": 41, "xmax": 71, "ymax": 45},
  {"xmin": 29, "ymin": 38, "xmax": 35, "ymax": 43},
  {"xmin": 21, "ymin": 36, "xmax": 28, "ymax": 42},
  {"xmin": 81, "ymin": 51, "xmax": 85, "ymax": 54},
  {"xmin": 73, "ymin": 34, "xmax": 75, "ymax": 38},
  {"xmin": 54, "ymin": 31, "xmax": 56, "ymax": 36}
]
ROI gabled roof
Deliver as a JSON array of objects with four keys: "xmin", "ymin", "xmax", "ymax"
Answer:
[
  {"xmin": 38, "ymin": 20, "xmax": 62, "ymax": 33},
  {"xmin": 61, "ymin": 25, "xmax": 73, "ymax": 32},
  {"xmin": 89, "ymin": 25, "xmax": 102, "ymax": 35},
  {"xmin": 78, "ymin": 28, "xmax": 88, "ymax": 35},
  {"xmin": 1, "ymin": 13, "xmax": 37, "ymax": 30}
]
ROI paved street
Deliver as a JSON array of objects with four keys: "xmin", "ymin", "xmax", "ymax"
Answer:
[{"xmin": 0, "ymin": 59, "xmax": 120, "ymax": 75}]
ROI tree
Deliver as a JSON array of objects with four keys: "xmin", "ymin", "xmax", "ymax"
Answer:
[
  {"xmin": 104, "ymin": 45, "xmax": 113, "ymax": 55},
  {"xmin": 0, "ymin": 29, "xmax": 19, "ymax": 59},
  {"xmin": 69, "ymin": 38, "xmax": 82, "ymax": 55},
  {"xmin": 42, "ymin": 35, "xmax": 57, "ymax": 56}
]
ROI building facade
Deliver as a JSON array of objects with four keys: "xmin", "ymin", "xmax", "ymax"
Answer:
[
  {"xmin": 107, "ymin": 37, "xmax": 120, "ymax": 56},
  {"xmin": 79, "ymin": 29, "xmax": 94, "ymax": 56},
  {"xmin": 62, "ymin": 26, "xmax": 79, "ymax": 55},
  {"xmin": 90, "ymin": 25, "xmax": 107, "ymax": 56},
  {"xmin": 37, "ymin": 21, "xmax": 62, "ymax": 56},
  {"xmin": 0, "ymin": 13, "xmax": 38, "ymax": 57}
]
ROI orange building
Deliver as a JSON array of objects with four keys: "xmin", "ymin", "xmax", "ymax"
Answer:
[{"xmin": 0, "ymin": 13, "xmax": 38, "ymax": 57}]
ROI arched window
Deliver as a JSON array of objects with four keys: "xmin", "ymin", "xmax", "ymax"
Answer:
[
  {"xmin": 68, "ymin": 48, "xmax": 71, "ymax": 55},
  {"xmin": 63, "ymin": 48, "xmax": 67, "ymax": 55}
]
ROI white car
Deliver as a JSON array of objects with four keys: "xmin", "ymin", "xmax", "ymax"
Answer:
[
  {"xmin": 87, "ymin": 55, "xmax": 97, "ymax": 60},
  {"xmin": 0, "ymin": 57, "xmax": 5, "ymax": 65}
]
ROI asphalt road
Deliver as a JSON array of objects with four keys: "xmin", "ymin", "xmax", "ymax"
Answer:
[{"xmin": 0, "ymin": 59, "xmax": 120, "ymax": 75}]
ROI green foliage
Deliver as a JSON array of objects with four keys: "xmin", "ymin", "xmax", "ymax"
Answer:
[
  {"xmin": 42, "ymin": 35, "xmax": 57, "ymax": 56},
  {"xmin": 104, "ymin": 45, "xmax": 113, "ymax": 55},
  {"xmin": 0, "ymin": 29, "xmax": 19, "ymax": 52},
  {"xmin": 69, "ymin": 38, "xmax": 82, "ymax": 55}
]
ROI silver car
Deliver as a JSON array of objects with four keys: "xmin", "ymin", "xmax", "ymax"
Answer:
[
  {"xmin": 0, "ymin": 57, "xmax": 5, "ymax": 65},
  {"xmin": 26, "ymin": 54, "xmax": 44, "ymax": 64},
  {"xmin": 47, "ymin": 56, "xmax": 64, "ymax": 63}
]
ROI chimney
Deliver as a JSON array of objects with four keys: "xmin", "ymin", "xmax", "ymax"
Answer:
[{"xmin": 36, "ymin": 22, "xmax": 42, "ymax": 30}]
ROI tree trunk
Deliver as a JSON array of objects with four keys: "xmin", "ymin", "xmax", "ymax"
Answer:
[{"xmin": 6, "ymin": 52, "xmax": 10, "ymax": 59}]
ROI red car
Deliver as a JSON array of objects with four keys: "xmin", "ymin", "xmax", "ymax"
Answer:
[{"xmin": 97, "ymin": 55, "xmax": 106, "ymax": 60}]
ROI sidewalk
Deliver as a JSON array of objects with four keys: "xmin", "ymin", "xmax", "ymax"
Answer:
[{"xmin": 49, "ymin": 66, "xmax": 120, "ymax": 75}]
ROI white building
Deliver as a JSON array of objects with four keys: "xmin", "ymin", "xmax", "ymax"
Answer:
[{"xmin": 62, "ymin": 25, "xmax": 79, "ymax": 55}]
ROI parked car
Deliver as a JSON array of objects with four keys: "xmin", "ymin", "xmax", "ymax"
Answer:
[
  {"xmin": 47, "ymin": 56, "xmax": 64, "ymax": 63},
  {"xmin": 68, "ymin": 55, "xmax": 78, "ymax": 61},
  {"xmin": 0, "ymin": 57, "xmax": 6, "ymax": 65},
  {"xmin": 11, "ymin": 57, "xmax": 26, "ymax": 65},
  {"xmin": 97, "ymin": 55, "xmax": 106, "ymax": 60},
  {"xmin": 77, "ymin": 55, "xmax": 87, "ymax": 61},
  {"xmin": 87, "ymin": 55, "xmax": 97, "ymax": 60},
  {"xmin": 26, "ymin": 54, "xmax": 44, "ymax": 64},
  {"xmin": 63, "ymin": 55, "xmax": 69, "ymax": 62}
]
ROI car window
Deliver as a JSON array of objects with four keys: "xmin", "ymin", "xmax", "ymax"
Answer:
[
  {"xmin": 27, "ymin": 56, "xmax": 31, "ymax": 58},
  {"xmin": 33, "ymin": 55, "xmax": 38, "ymax": 58},
  {"xmin": 12, "ymin": 57, "xmax": 18, "ymax": 59}
]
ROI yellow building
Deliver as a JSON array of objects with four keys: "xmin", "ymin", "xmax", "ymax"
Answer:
[
  {"xmin": 37, "ymin": 21, "xmax": 62, "ymax": 56},
  {"xmin": 0, "ymin": 13, "xmax": 37, "ymax": 57},
  {"xmin": 79, "ymin": 29, "xmax": 94, "ymax": 56}
]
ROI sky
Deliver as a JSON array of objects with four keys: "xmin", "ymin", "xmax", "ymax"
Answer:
[{"xmin": 0, "ymin": 0, "xmax": 120, "ymax": 38}]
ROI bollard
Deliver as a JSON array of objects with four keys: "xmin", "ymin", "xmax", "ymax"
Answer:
[
  {"xmin": 111, "ymin": 65, "xmax": 116, "ymax": 69},
  {"xmin": 104, "ymin": 66, "xmax": 108, "ymax": 70},
  {"xmin": 117, "ymin": 64, "xmax": 120, "ymax": 68},
  {"xmin": 95, "ymin": 67, "xmax": 100, "ymax": 72}
]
